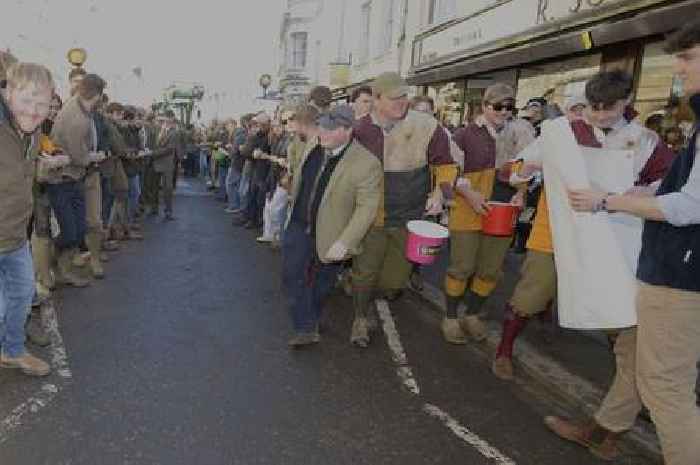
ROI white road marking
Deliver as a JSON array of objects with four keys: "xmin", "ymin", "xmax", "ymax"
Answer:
[
  {"xmin": 376, "ymin": 299, "xmax": 517, "ymax": 464},
  {"xmin": 375, "ymin": 299, "xmax": 420, "ymax": 395},
  {"xmin": 423, "ymin": 404, "xmax": 516, "ymax": 465},
  {"xmin": 0, "ymin": 302, "xmax": 71, "ymax": 444}
]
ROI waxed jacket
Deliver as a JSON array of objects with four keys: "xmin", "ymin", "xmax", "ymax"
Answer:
[{"xmin": 0, "ymin": 94, "xmax": 40, "ymax": 253}]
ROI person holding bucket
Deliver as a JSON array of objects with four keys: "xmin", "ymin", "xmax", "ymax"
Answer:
[
  {"xmin": 282, "ymin": 105, "xmax": 382, "ymax": 348},
  {"xmin": 351, "ymin": 72, "xmax": 457, "ymax": 348},
  {"xmin": 442, "ymin": 83, "xmax": 535, "ymax": 345},
  {"xmin": 491, "ymin": 71, "xmax": 674, "ymax": 387}
]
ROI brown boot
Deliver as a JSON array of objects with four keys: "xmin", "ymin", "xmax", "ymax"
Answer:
[
  {"xmin": 56, "ymin": 249, "xmax": 90, "ymax": 288},
  {"xmin": 442, "ymin": 318, "xmax": 466, "ymax": 345},
  {"xmin": 460, "ymin": 314, "xmax": 488, "ymax": 342},
  {"xmin": 544, "ymin": 416, "xmax": 621, "ymax": 461},
  {"xmin": 492, "ymin": 305, "xmax": 528, "ymax": 381},
  {"xmin": 0, "ymin": 351, "xmax": 51, "ymax": 377}
]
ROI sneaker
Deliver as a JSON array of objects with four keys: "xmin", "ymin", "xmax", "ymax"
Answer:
[
  {"xmin": 256, "ymin": 236, "xmax": 273, "ymax": 243},
  {"xmin": 288, "ymin": 332, "xmax": 320, "ymax": 349},
  {"xmin": 224, "ymin": 208, "xmax": 238, "ymax": 213},
  {"xmin": 0, "ymin": 351, "xmax": 51, "ymax": 377}
]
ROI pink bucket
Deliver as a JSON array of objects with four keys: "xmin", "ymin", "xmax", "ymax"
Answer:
[{"xmin": 405, "ymin": 220, "xmax": 450, "ymax": 265}]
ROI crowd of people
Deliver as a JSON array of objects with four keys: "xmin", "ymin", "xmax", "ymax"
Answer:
[
  {"xmin": 1, "ymin": 19, "xmax": 698, "ymax": 465},
  {"xmin": 198, "ymin": 22, "xmax": 698, "ymax": 465},
  {"xmin": 0, "ymin": 51, "xmax": 184, "ymax": 377}
]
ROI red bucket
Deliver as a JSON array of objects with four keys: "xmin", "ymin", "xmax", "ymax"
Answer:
[
  {"xmin": 405, "ymin": 220, "xmax": 449, "ymax": 265},
  {"xmin": 482, "ymin": 202, "xmax": 519, "ymax": 236}
]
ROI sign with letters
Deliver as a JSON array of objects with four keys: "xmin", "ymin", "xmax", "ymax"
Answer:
[{"xmin": 414, "ymin": 0, "xmax": 665, "ymax": 68}]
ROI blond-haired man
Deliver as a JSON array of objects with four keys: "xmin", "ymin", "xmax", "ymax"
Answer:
[{"xmin": 0, "ymin": 62, "xmax": 54, "ymax": 376}]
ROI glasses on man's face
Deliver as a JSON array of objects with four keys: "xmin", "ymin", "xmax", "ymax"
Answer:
[{"xmin": 490, "ymin": 102, "xmax": 515, "ymax": 112}]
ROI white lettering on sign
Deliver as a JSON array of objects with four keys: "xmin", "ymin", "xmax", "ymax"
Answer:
[{"xmin": 415, "ymin": 0, "xmax": 662, "ymax": 67}]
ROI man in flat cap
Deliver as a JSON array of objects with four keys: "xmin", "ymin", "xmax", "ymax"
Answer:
[
  {"xmin": 283, "ymin": 105, "xmax": 382, "ymax": 348},
  {"xmin": 351, "ymin": 72, "xmax": 457, "ymax": 348}
]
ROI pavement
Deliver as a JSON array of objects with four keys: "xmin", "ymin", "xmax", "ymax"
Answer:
[{"xmin": 0, "ymin": 178, "xmax": 665, "ymax": 465}]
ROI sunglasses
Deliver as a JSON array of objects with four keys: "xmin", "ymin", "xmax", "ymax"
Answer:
[{"xmin": 489, "ymin": 102, "xmax": 515, "ymax": 112}]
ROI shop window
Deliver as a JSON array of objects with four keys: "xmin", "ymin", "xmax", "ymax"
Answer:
[
  {"xmin": 426, "ymin": 80, "xmax": 465, "ymax": 129},
  {"xmin": 636, "ymin": 41, "xmax": 695, "ymax": 148},
  {"xmin": 516, "ymin": 54, "xmax": 601, "ymax": 110}
]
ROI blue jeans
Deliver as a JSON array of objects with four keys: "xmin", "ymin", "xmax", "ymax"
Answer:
[
  {"xmin": 238, "ymin": 172, "xmax": 251, "ymax": 212},
  {"xmin": 101, "ymin": 175, "xmax": 114, "ymax": 226},
  {"xmin": 47, "ymin": 181, "xmax": 87, "ymax": 250},
  {"xmin": 199, "ymin": 151, "xmax": 210, "ymax": 182},
  {"xmin": 245, "ymin": 181, "xmax": 267, "ymax": 225},
  {"xmin": 217, "ymin": 165, "xmax": 228, "ymax": 200},
  {"xmin": 0, "ymin": 243, "xmax": 34, "ymax": 357},
  {"xmin": 282, "ymin": 222, "xmax": 340, "ymax": 333},
  {"xmin": 127, "ymin": 174, "xmax": 141, "ymax": 222},
  {"xmin": 226, "ymin": 168, "xmax": 242, "ymax": 210}
]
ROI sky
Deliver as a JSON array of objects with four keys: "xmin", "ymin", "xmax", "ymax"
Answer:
[{"xmin": 3, "ymin": 0, "xmax": 281, "ymax": 122}]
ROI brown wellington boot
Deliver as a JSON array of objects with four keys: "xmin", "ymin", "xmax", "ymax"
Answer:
[
  {"xmin": 56, "ymin": 249, "xmax": 90, "ymax": 288},
  {"xmin": 86, "ymin": 233, "xmax": 105, "ymax": 279},
  {"xmin": 31, "ymin": 235, "xmax": 55, "ymax": 290},
  {"xmin": 544, "ymin": 416, "xmax": 621, "ymax": 461}
]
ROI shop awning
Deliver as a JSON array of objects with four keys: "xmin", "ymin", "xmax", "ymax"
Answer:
[{"xmin": 407, "ymin": 0, "xmax": 699, "ymax": 86}]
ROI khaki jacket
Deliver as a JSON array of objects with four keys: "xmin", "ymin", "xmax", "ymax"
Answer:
[
  {"xmin": 0, "ymin": 95, "xmax": 39, "ymax": 253},
  {"xmin": 50, "ymin": 96, "xmax": 94, "ymax": 181},
  {"xmin": 286, "ymin": 140, "xmax": 382, "ymax": 263},
  {"xmin": 151, "ymin": 126, "xmax": 178, "ymax": 173}
]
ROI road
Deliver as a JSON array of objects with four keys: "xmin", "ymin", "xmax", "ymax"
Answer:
[{"xmin": 0, "ymin": 179, "xmax": 657, "ymax": 465}]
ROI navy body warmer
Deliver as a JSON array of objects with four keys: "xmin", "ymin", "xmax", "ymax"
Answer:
[{"xmin": 637, "ymin": 95, "xmax": 700, "ymax": 292}]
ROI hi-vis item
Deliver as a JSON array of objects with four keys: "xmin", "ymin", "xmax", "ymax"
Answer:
[{"xmin": 541, "ymin": 118, "xmax": 641, "ymax": 329}]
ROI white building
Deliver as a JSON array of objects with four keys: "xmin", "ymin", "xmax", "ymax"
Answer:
[{"xmin": 277, "ymin": 0, "xmax": 347, "ymax": 105}]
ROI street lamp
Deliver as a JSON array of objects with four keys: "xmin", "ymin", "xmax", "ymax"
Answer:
[{"xmin": 259, "ymin": 74, "xmax": 272, "ymax": 98}]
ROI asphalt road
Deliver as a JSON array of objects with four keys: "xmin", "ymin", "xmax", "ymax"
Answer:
[{"xmin": 0, "ymin": 179, "xmax": 658, "ymax": 465}]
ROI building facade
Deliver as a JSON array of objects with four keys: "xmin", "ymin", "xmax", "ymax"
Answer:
[{"xmin": 407, "ymin": 0, "xmax": 699, "ymax": 132}]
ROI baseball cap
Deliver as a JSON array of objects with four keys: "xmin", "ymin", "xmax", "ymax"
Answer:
[
  {"xmin": 483, "ymin": 83, "xmax": 515, "ymax": 104},
  {"xmin": 372, "ymin": 72, "xmax": 409, "ymax": 99},
  {"xmin": 526, "ymin": 97, "xmax": 548, "ymax": 109},
  {"xmin": 317, "ymin": 105, "xmax": 354, "ymax": 130},
  {"xmin": 564, "ymin": 94, "xmax": 587, "ymax": 111}
]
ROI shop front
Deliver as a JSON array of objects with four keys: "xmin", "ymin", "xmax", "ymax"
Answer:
[{"xmin": 408, "ymin": 0, "xmax": 699, "ymax": 136}]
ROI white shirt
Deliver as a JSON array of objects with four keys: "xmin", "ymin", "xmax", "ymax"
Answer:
[{"xmin": 657, "ymin": 134, "xmax": 700, "ymax": 227}]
